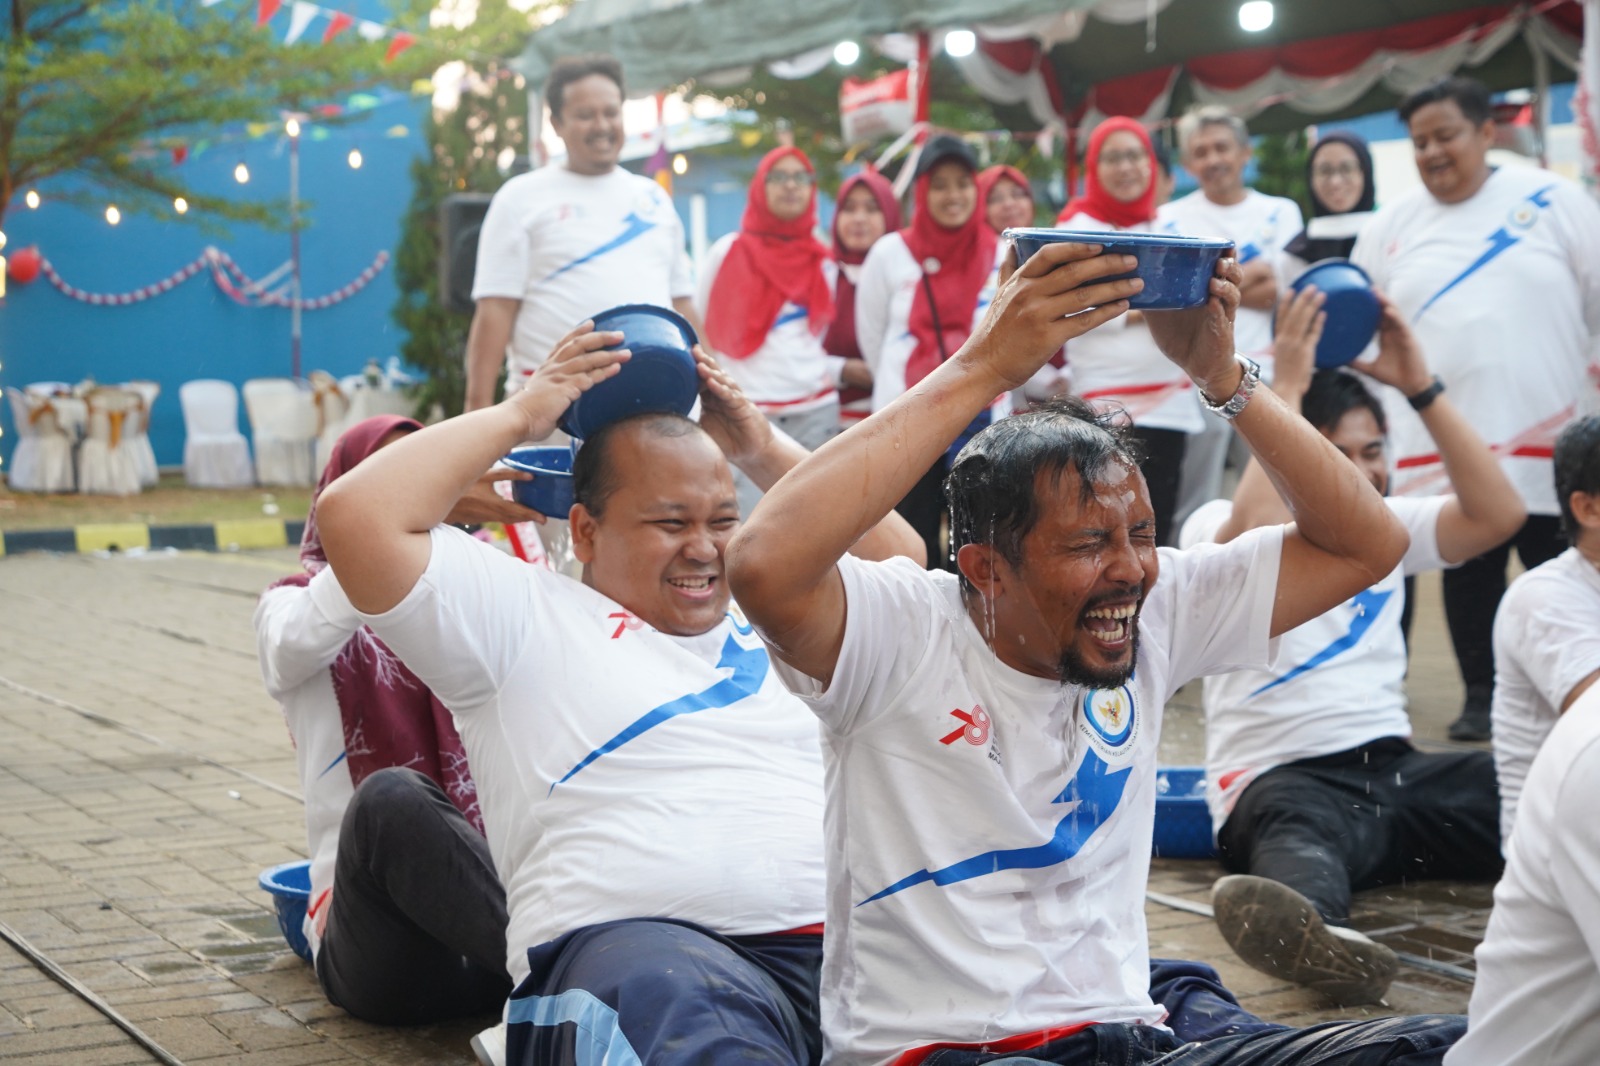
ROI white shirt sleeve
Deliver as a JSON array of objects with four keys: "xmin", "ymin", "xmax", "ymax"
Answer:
[
  {"xmin": 1551, "ymin": 182, "xmax": 1600, "ymax": 337},
  {"xmin": 1390, "ymin": 494, "xmax": 1452, "ymax": 575},
  {"xmin": 1549, "ymin": 738, "xmax": 1600, "ymax": 967},
  {"xmin": 697, "ymin": 234, "xmax": 733, "ymax": 327},
  {"xmin": 855, "ymin": 239, "xmax": 897, "ymax": 371},
  {"xmin": 769, "ymin": 554, "xmax": 945, "ymax": 735},
  {"xmin": 471, "ymin": 182, "xmax": 532, "ymax": 302},
  {"xmin": 1496, "ymin": 571, "xmax": 1600, "ymax": 712},
  {"xmin": 1272, "ymin": 197, "xmax": 1305, "ymax": 279},
  {"xmin": 1349, "ymin": 208, "xmax": 1391, "ymax": 291},
  {"xmin": 254, "ymin": 568, "xmax": 363, "ymax": 699},
  {"xmin": 1156, "ymin": 526, "xmax": 1284, "ymax": 686},
  {"xmin": 356, "ymin": 525, "xmax": 536, "ymax": 712}
]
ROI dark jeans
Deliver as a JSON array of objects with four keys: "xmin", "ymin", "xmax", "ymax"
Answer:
[
  {"xmin": 315, "ymin": 768, "xmax": 511, "ymax": 1025},
  {"xmin": 1441, "ymin": 513, "xmax": 1564, "ymax": 694},
  {"xmin": 922, "ymin": 1015, "xmax": 1463, "ymax": 1065},
  {"xmin": 1129, "ymin": 427, "xmax": 1188, "ymax": 548},
  {"xmin": 1216, "ymin": 739, "xmax": 1502, "ymax": 923}
]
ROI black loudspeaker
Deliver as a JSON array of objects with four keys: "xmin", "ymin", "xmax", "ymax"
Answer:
[{"xmin": 439, "ymin": 193, "xmax": 493, "ymax": 314}]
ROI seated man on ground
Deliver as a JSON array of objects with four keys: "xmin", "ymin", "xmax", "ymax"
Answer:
[
  {"xmin": 255, "ymin": 414, "xmax": 541, "ymax": 1025},
  {"xmin": 727, "ymin": 240, "xmax": 1464, "ymax": 1064},
  {"xmin": 1180, "ymin": 288, "xmax": 1523, "ymax": 1003},
  {"xmin": 1490, "ymin": 414, "xmax": 1600, "ymax": 847},
  {"xmin": 1446, "ymin": 680, "xmax": 1600, "ymax": 1064}
]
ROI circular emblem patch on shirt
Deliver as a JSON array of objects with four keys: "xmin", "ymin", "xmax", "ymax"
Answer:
[
  {"xmin": 1078, "ymin": 684, "xmax": 1139, "ymax": 764},
  {"xmin": 1506, "ymin": 203, "xmax": 1538, "ymax": 231}
]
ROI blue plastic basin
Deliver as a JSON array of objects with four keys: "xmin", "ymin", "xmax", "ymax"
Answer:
[
  {"xmin": 1004, "ymin": 228, "xmax": 1235, "ymax": 310},
  {"xmin": 1290, "ymin": 258, "xmax": 1381, "ymax": 369},
  {"xmin": 258, "ymin": 860, "xmax": 313, "ymax": 964},
  {"xmin": 1153, "ymin": 766, "xmax": 1215, "ymax": 859},
  {"xmin": 502, "ymin": 445, "xmax": 576, "ymax": 519},
  {"xmin": 558, "ymin": 304, "xmax": 700, "ymax": 440}
]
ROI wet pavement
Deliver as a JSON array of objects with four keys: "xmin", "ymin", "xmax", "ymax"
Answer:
[{"xmin": 0, "ymin": 548, "xmax": 1489, "ymax": 1063}]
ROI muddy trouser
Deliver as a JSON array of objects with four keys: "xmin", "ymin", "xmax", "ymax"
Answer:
[
  {"xmin": 1216, "ymin": 738, "xmax": 1502, "ymax": 924},
  {"xmin": 918, "ymin": 1015, "xmax": 1463, "ymax": 1065},
  {"xmin": 315, "ymin": 768, "xmax": 511, "ymax": 1024}
]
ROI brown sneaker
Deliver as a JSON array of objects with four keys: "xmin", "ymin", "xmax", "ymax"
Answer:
[{"xmin": 1212, "ymin": 875, "xmax": 1398, "ymax": 1006}]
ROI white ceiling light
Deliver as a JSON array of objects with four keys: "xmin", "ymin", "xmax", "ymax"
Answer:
[
  {"xmin": 944, "ymin": 30, "xmax": 976, "ymax": 58},
  {"xmin": 833, "ymin": 40, "xmax": 860, "ymax": 65},
  {"xmin": 1239, "ymin": 1, "xmax": 1273, "ymax": 32}
]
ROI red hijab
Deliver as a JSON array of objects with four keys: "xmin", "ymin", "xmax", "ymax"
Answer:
[
  {"xmin": 1058, "ymin": 117, "xmax": 1158, "ymax": 229},
  {"xmin": 267, "ymin": 415, "xmax": 483, "ymax": 833},
  {"xmin": 903, "ymin": 153, "xmax": 997, "ymax": 390},
  {"xmin": 704, "ymin": 146, "xmax": 834, "ymax": 360},
  {"xmin": 823, "ymin": 169, "xmax": 902, "ymax": 365},
  {"xmin": 975, "ymin": 165, "xmax": 1033, "ymax": 233}
]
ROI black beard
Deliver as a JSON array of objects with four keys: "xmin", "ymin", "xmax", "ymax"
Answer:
[{"xmin": 1058, "ymin": 631, "xmax": 1140, "ymax": 690}]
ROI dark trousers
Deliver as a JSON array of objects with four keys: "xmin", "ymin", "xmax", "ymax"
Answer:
[
  {"xmin": 315, "ymin": 768, "xmax": 511, "ymax": 1025},
  {"xmin": 899, "ymin": 458, "xmax": 952, "ymax": 572},
  {"xmin": 1216, "ymin": 739, "xmax": 1502, "ymax": 923},
  {"xmin": 1441, "ymin": 514, "xmax": 1565, "ymax": 695},
  {"xmin": 1129, "ymin": 427, "xmax": 1188, "ymax": 548},
  {"xmin": 921, "ymin": 1015, "xmax": 1463, "ymax": 1065}
]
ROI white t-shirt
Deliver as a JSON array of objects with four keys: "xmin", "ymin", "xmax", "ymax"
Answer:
[
  {"xmin": 1351, "ymin": 167, "xmax": 1600, "ymax": 515},
  {"xmin": 1180, "ymin": 496, "xmax": 1449, "ymax": 832},
  {"xmin": 697, "ymin": 232, "xmax": 839, "ymax": 412},
  {"xmin": 1491, "ymin": 547, "xmax": 1600, "ymax": 844},
  {"xmin": 771, "ymin": 535, "xmax": 1284, "ymax": 1066},
  {"xmin": 1057, "ymin": 213, "xmax": 1202, "ymax": 435},
  {"xmin": 1157, "ymin": 189, "xmax": 1304, "ymax": 362},
  {"xmin": 254, "ymin": 568, "xmax": 362, "ymax": 959},
  {"xmin": 358, "ymin": 526, "xmax": 827, "ymax": 985},
  {"xmin": 854, "ymin": 232, "xmax": 1010, "ymax": 420},
  {"xmin": 472, "ymin": 165, "xmax": 695, "ymax": 377},
  {"xmin": 1446, "ymin": 684, "xmax": 1600, "ymax": 1066}
]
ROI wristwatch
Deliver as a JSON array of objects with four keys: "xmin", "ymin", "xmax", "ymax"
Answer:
[
  {"xmin": 1407, "ymin": 376, "xmax": 1446, "ymax": 412},
  {"xmin": 1198, "ymin": 355, "xmax": 1261, "ymax": 421}
]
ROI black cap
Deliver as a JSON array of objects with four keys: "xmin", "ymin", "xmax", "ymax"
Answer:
[{"xmin": 913, "ymin": 134, "xmax": 978, "ymax": 180}]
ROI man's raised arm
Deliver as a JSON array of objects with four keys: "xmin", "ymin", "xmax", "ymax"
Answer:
[{"xmin": 726, "ymin": 242, "xmax": 1143, "ymax": 686}]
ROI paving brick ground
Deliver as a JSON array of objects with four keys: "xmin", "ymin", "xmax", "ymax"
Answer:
[{"xmin": 0, "ymin": 547, "xmax": 1489, "ymax": 1063}]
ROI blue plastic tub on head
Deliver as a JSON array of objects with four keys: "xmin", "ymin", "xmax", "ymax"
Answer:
[
  {"xmin": 1290, "ymin": 258, "xmax": 1382, "ymax": 369},
  {"xmin": 1152, "ymin": 766, "xmax": 1216, "ymax": 859},
  {"xmin": 258, "ymin": 860, "xmax": 313, "ymax": 964},
  {"xmin": 1003, "ymin": 228, "xmax": 1235, "ymax": 310},
  {"xmin": 502, "ymin": 445, "xmax": 576, "ymax": 518},
  {"xmin": 558, "ymin": 303, "xmax": 700, "ymax": 441}
]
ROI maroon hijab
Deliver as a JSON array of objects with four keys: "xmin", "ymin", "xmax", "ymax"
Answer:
[{"xmin": 268, "ymin": 414, "xmax": 483, "ymax": 833}]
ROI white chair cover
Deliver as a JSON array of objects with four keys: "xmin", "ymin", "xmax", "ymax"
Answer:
[
  {"xmin": 5, "ymin": 387, "xmax": 75, "ymax": 492},
  {"xmin": 77, "ymin": 388, "xmax": 144, "ymax": 496},
  {"xmin": 180, "ymin": 379, "xmax": 254, "ymax": 488},
  {"xmin": 309, "ymin": 371, "xmax": 352, "ymax": 479},
  {"xmin": 123, "ymin": 380, "xmax": 161, "ymax": 487},
  {"xmin": 24, "ymin": 381, "xmax": 72, "ymax": 398},
  {"xmin": 243, "ymin": 378, "xmax": 318, "ymax": 487}
]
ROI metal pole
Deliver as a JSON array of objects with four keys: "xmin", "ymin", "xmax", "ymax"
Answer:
[{"xmin": 290, "ymin": 127, "xmax": 302, "ymax": 379}]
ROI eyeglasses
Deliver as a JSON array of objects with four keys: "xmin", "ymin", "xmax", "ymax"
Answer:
[
  {"xmin": 765, "ymin": 171, "xmax": 815, "ymax": 188},
  {"xmin": 1312, "ymin": 162, "xmax": 1362, "ymax": 181},
  {"xmin": 1100, "ymin": 150, "xmax": 1150, "ymax": 168}
]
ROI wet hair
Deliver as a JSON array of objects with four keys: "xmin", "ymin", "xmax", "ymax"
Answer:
[
  {"xmin": 546, "ymin": 54, "xmax": 625, "ymax": 120},
  {"xmin": 944, "ymin": 397, "xmax": 1143, "ymax": 594},
  {"xmin": 1299, "ymin": 369, "xmax": 1387, "ymax": 438},
  {"xmin": 1399, "ymin": 76, "xmax": 1493, "ymax": 128},
  {"xmin": 1553, "ymin": 416, "xmax": 1600, "ymax": 540},
  {"xmin": 1177, "ymin": 105, "xmax": 1249, "ymax": 154},
  {"xmin": 572, "ymin": 412, "xmax": 703, "ymax": 517}
]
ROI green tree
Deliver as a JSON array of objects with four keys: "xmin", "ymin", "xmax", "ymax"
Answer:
[
  {"xmin": 0, "ymin": 0, "xmax": 508, "ymax": 228},
  {"xmin": 1251, "ymin": 129, "xmax": 1311, "ymax": 216}
]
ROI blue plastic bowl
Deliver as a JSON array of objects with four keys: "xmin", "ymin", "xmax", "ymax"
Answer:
[
  {"xmin": 1152, "ymin": 766, "xmax": 1215, "ymax": 859},
  {"xmin": 1290, "ymin": 258, "xmax": 1381, "ymax": 369},
  {"xmin": 501, "ymin": 445, "xmax": 576, "ymax": 518},
  {"xmin": 1004, "ymin": 228, "xmax": 1235, "ymax": 310},
  {"xmin": 258, "ymin": 860, "xmax": 313, "ymax": 963},
  {"xmin": 558, "ymin": 304, "xmax": 700, "ymax": 440}
]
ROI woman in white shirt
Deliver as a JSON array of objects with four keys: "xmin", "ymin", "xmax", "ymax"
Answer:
[
  {"xmin": 1055, "ymin": 116, "xmax": 1201, "ymax": 544},
  {"xmin": 823, "ymin": 170, "xmax": 901, "ymax": 428},
  {"xmin": 1283, "ymin": 132, "xmax": 1375, "ymax": 279},
  {"xmin": 854, "ymin": 134, "xmax": 1000, "ymax": 567}
]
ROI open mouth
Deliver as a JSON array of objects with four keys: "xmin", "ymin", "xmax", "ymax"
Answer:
[
  {"xmin": 666, "ymin": 574, "xmax": 718, "ymax": 601},
  {"xmin": 1082, "ymin": 600, "xmax": 1139, "ymax": 649}
]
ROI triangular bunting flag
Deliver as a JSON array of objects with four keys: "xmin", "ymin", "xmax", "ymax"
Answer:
[
  {"xmin": 384, "ymin": 31, "xmax": 415, "ymax": 63},
  {"xmin": 284, "ymin": 2, "xmax": 317, "ymax": 43},
  {"xmin": 322, "ymin": 10, "xmax": 353, "ymax": 42},
  {"xmin": 257, "ymin": 0, "xmax": 282, "ymax": 24},
  {"xmin": 355, "ymin": 19, "xmax": 386, "ymax": 41}
]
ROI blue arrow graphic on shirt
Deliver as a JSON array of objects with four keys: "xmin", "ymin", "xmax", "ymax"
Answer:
[
  {"xmin": 772, "ymin": 305, "xmax": 809, "ymax": 328},
  {"xmin": 1248, "ymin": 587, "xmax": 1391, "ymax": 699},
  {"xmin": 542, "ymin": 211, "xmax": 658, "ymax": 283},
  {"xmin": 1413, "ymin": 185, "xmax": 1556, "ymax": 322},
  {"xmin": 549, "ymin": 634, "xmax": 768, "ymax": 793},
  {"xmin": 858, "ymin": 749, "xmax": 1132, "ymax": 906}
]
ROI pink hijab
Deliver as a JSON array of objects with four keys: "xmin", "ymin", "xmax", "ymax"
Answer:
[{"xmin": 268, "ymin": 415, "xmax": 483, "ymax": 833}]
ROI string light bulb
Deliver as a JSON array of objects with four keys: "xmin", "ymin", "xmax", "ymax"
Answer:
[
  {"xmin": 106, "ymin": 204, "xmax": 122, "ymax": 225},
  {"xmin": 174, "ymin": 197, "xmax": 189, "ymax": 214},
  {"xmin": 672, "ymin": 153, "xmax": 689, "ymax": 176},
  {"xmin": 285, "ymin": 117, "xmax": 301, "ymax": 138},
  {"xmin": 347, "ymin": 147, "xmax": 363, "ymax": 169},
  {"xmin": 234, "ymin": 162, "xmax": 250, "ymax": 184},
  {"xmin": 24, "ymin": 190, "xmax": 39, "ymax": 209},
  {"xmin": 0, "ymin": 230, "xmax": 7, "ymax": 250}
]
